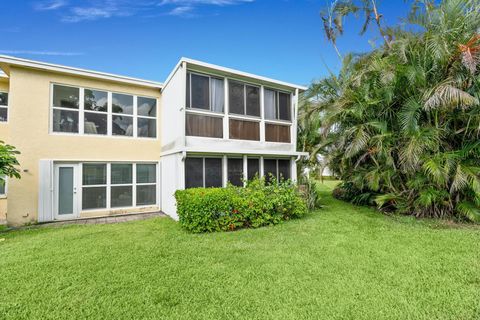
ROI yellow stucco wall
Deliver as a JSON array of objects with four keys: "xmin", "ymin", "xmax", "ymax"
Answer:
[
  {"xmin": 6, "ymin": 66, "xmax": 162, "ymax": 226},
  {"xmin": 0, "ymin": 78, "xmax": 10, "ymax": 222}
]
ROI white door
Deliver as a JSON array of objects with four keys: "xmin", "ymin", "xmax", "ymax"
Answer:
[{"xmin": 54, "ymin": 164, "xmax": 79, "ymax": 220}]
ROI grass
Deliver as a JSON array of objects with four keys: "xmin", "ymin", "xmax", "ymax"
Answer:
[{"xmin": 1, "ymin": 181, "xmax": 479, "ymax": 319}]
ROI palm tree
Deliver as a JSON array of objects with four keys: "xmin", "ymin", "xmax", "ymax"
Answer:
[{"xmin": 307, "ymin": 0, "xmax": 480, "ymax": 222}]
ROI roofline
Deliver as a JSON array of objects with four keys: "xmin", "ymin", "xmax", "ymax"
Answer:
[
  {"xmin": 0, "ymin": 55, "xmax": 163, "ymax": 89},
  {"xmin": 164, "ymin": 57, "xmax": 308, "ymax": 91}
]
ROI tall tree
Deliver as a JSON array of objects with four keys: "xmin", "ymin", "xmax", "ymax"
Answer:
[{"xmin": 310, "ymin": 0, "xmax": 480, "ymax": 222}]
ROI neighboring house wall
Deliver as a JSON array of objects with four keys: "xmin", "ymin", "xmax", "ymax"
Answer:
[
  {"xmin": 0, "ymin": 78, "xmax": 9, "ymax": 222},
  {"xmin": 6, "ymin": 66, "xmax": 161, "ymax": 225}
]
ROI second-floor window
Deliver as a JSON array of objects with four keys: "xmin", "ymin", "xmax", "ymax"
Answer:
[
  {"xmin": 264, "ymin": 89, "xmax": 292, "ymax": 121},
  {"xmin": 186, "ymin": 72, "xmax": 224, "ymax": 112},
  {"xmin": 228, "ymin": 80, "xmax": 260, "ymax": 117},
  {"xmin": 0, "ymin": 92, "xmax": 8, "ymax": 122},
  {"xmin": 52, "ymin": 84, "xmax": 157, "ymax": 138}
]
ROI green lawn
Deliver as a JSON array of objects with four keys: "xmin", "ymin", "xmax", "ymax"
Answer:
[{"xmin": 1, "ymin": 181, "xmax": 479, "ymax": 319}]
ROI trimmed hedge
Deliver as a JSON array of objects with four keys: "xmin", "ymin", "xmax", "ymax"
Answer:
[{"xmin": 175, "ymin": 178, "xmax": 307, "ymax": 233}]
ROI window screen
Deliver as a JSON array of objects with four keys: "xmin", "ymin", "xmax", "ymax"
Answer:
[
  {"xmin": 228, "ymin": 158, "xmax": 243, "ymax": 187},
  {"xmin": 205, "ymin": 158, "xmax": 223, "ymax": 188},
  {"xmin": 247, "ymin": 159, "xmax": 260, "ymax": 180}
]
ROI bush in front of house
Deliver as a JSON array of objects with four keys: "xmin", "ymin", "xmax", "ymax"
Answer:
[{"xmin": 175, "ymin": 177, "xmax": 307, "ymax": 233}]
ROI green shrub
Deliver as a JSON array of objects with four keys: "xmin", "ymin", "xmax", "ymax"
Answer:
[{"xmin": 175, "ymin": 177, "xmax": 307, "ymax": 233}]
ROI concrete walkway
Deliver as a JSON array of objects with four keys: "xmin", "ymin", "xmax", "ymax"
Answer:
[{"xmin": 38, "ymin": 211, "xmax": 166, "ymax": 228}]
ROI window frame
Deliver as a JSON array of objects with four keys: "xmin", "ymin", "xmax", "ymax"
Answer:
[
  {"xmin": 186, "ymin": 71, "xmax": 225, "ymax": 114},
  {"xmin": 50, "ymin": 83, "xmax": 158, "ymax": 139},
  {"xmin": 0, "ymin": 91, "xmax": 9, "ymax": 123},
  {"xmin": 228, "ymin": 79, "xmax": 261, "ymax": 118},
  {"xmin": 185, "ymin": 156, "xmax": 224, "ymax": 189},
  {"xmin": 263, "ymin": 158, "xmax": 291, "ymax": 181},
  {"xmin": 80, "ymin": 162, "xmax": 158, "ymax": 212},
  {"xmin": 264, "ymin": 87, "xmax": 293, "ymax": 123}
]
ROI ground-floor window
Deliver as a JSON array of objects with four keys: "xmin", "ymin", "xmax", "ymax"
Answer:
[
  {"xmin": 185, "ymin": 157, "xmax": 223, "ymax": 188},
  {"xmin": 227, "ymin": 158, "xmax": 243, "ymax": 186},
  {"xmin": 185, "ymin": 156, "xmax": 291, "ymax": 189},
  {"xmin": 264, "ymin": 159, "xmax": 291, "ymax": 183},
  {"xmin": 82, "ymin": 162, "xmax": 157, "ymax": 211}
]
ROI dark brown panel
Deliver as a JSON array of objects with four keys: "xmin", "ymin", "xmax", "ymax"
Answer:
[
  {"xmin": 186, "ymin": 114, "xmax": 223, "ymax": 138},
  {"xmin": 229, "ymin": 119, "xmax": 260, "ymax": 141},
  {"xmin": 265, "ymin": 123, "xmax": 291, "ymax": 143}
]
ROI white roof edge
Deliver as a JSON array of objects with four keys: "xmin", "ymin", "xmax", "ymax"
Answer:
[
  {"xmin": 180, "ymin": 57, "xmax": 308, "ymax": 91},
  {"xmin": 0, "ymin": 55, "xmax": 163, "ymax": 89}
]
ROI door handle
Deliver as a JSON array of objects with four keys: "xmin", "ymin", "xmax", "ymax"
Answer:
[{"xmin": 73, "ymin": 187, "xmax": 77, "ymax": 194}]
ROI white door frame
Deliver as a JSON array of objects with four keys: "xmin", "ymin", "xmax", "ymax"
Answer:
[{"xmin": 54, "ymin": 163, "xmax": 80, "ymax": 220}]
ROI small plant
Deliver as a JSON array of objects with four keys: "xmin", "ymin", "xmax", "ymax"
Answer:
[
  {"xmin": 298, "ymin": 176, "xmax": 321, "ymax": 211},
  {"xmin": 175, "ymin": 177, "xmax": 307, "ymax": 233}
]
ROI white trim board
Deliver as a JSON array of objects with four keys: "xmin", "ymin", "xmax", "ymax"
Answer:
[{"xmin": 0, "ymin": 55, "xmax": 163, "ymax": 89}]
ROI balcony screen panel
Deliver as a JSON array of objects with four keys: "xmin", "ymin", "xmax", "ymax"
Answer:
[
  {"xmin": 264, "ymin": 89, "xmax": 276, "ymax": 120},
  {"xmin": 265, "ymin": 123, "xmax": 291, "ymax": 143},
  {"xmin": 205, "ymin": 158, "xmax": 223, "ymax": 188},
  {"xmin": 186, "ymin": 114, "xmax": 223, "ymax": 138},
  {"xmin": 53, "ymin": 109, "xmax": 79, "ymax": 133},
  {"xmin": 53, "ymin": 85, "xmax": 79, "ymax": 109},
  {"xmin": 247, "ymin": 159, "xmax": 260, "ymax": 180},
  {"xmin": 228, "ymin": 158, "xmax": 243, "ymax": 187},
  {"xmin": 211, "ymin": 78, "xmax": 224, "ymax": 113},
  {"xmin": 84, "ymin": 112, "xmax": 107, "ymax": 135},
  {"xmin": 229, "ymin": 119, "xmax": 260, "ymax": 141},
  {"xmin": 137, "ymin": 97, "xmax": 157, "ymax": 117},
  {"xmin": 264, "ymin": 159, "xmax": 277, "ymax": 183},
  {"xmin": 84, "ymin": 89, "xmax": 108, "ymax": 112},
  {"xmin": 190, "ymin": 73, "xmax": 209, "ymax": 110},
  {"xmin": 278, "ymin": 92, "xmax": 291, "ymax": 121},
  {"xmin": 112, "ymin": 93, "xmax": 133, "ymax": 115},
  {"xmin": 229, "ymin": 81, "xmax": 244, "ymax": 115},
  {"xmin": 246, "ymin": 85, "xmax": 260, "ymax": 117},
  {"xmin": 278, "ymin": 159, "xmax": 291, "ymax": 180},
  {"xmin": 185, "ymin": 158, "xmax": 203, "ymax": 189}
]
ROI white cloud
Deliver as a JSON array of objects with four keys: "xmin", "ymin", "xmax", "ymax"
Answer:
[
  {"xmin": 167, "ymin": 6, "xmax": 195, "ymax": 16},
  {"xmin": 34, "ymin": 0, "xmax": 67, "ymax": 11},
  {"xmin": 34, "ymin": 0, "xmax": 254, "ymax": 22},
  {"xmin": 158, "ymin": 0, "xmax": 254, "ymax": 5},
  {"xmin": 0, "ymin": 50, "xmax": 83, "ymax": 56}
]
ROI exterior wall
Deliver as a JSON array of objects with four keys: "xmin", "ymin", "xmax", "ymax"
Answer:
[
  {"xmin": 0, "ymin": 78, "xmax": 9, "ymax": 222},
  {"xmin": 161, "ymin": 152, "xmax": 184, "ymax": 220},
  {"xmin": 6, "ymin": 66, "xmax": 161, "ymax": 226},
  {"xmin": 161, "ymin": 62, "xmax": 186, "ymax": 153}
]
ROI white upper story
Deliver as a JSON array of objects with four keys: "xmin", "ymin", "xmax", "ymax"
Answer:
[{"xmin": 161, "ymin": 58, "xmax": 307, "ymax": 156}]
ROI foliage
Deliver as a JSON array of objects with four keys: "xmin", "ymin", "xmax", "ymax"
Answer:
[
  {"xmin": 298, "ymin": 176, "xmax": 322, "ymax": 210},
  {"xmin": 1, "ymin": 181, "xmax": 479, "ymax": 319},
  {"xmin": 175, "ymin": 177, "xmax": 307, "ymax": 233},
  {"xmin": 0, "ymin": 141, "xmax": 21, "ymax": 187},
  {"xmin": 309, "ymin": 0, "xmax": 480, "ymax": 222}
]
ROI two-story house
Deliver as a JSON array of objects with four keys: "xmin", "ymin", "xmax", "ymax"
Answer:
[{"xmin": 0, "ymin": 55, "xmax": 307, "ymax": 226}]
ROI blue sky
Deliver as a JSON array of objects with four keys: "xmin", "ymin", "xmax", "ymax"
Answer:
[{"xmin": 0, "ymin": 0, "xmax": 411, "ymax": 86}]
